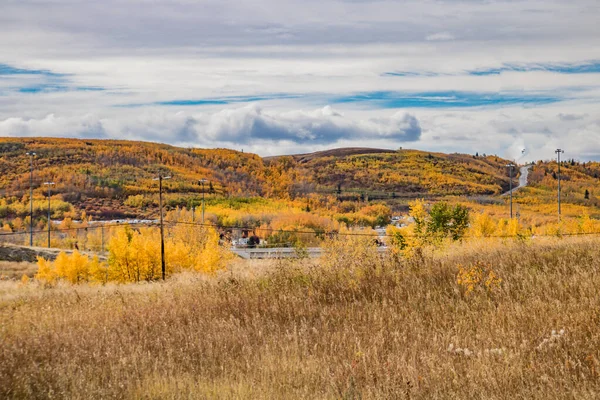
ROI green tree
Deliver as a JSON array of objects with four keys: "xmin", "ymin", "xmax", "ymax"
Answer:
[{"xmin": 411, "ymin": 200, "xmax": 470, "ymax": 242}]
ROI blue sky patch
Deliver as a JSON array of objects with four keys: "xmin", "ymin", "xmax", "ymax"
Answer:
[
  {"xmin": 331, "ymin": 91, "xmax": 563, "ymax": 108},
  {"xmin": 158, "ymin": 99, "xmax": 229, "ymax": 106},
  {"xmin": 383, "ymin": 61, "xmax": 600, "ymax": 78},
  {"xmin": 469, "ymin": 61, "xmax": 600, "ymax": 76},
  {"xmin": 127, "ymin": 91, "xmax": 566, "ymax": 109},
  {"xmin": 1, "ymin": 63, "xmax": 107, "ymax": 94},
  {"xmin": 0, "ymin": 63, "xmax": 66, "ymax": 77},
  {"xmin": 382, "ymin": 71, "xmax": 441, "ymax": 77},
  {"xmin": 123, "ymin": 93, "xmax": 301, "ymax": 107},
  {"xmin": 76, "ymin": 86, "xmax": 107, "ymax": 91},
  {"xmin": 13, "ymin": 84, "xmax": 106, "ymax": 94},
  {"xmin": 18, "ymin": 85, "xmax": 69, "ymax": 93}
]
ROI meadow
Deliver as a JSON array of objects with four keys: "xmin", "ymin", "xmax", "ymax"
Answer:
[
  {"xmin": 2, "ymin": 236, "xmax": 600, "ymax": 399},
  {"xmin": 2, "ymin": 138, "xmax": 600, "ymax": 398}
]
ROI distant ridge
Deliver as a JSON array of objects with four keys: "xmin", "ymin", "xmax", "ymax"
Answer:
[
  {"xmin": 0, "ymin": 138, "xmax": 522, "ymax": 219},
  {"xmin": 265, "ymin": 147, "xmax": 397, "ymax": 163}
]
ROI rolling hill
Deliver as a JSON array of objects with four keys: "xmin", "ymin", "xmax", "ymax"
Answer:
[
  {"xmin": 281, "ymin": 148, "xmax": 513, "ymax": 198},
  {"xmin": 0, "ymin": 137, "xmax": 549, "ymax": 220}
]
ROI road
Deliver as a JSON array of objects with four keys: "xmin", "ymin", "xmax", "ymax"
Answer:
[
  {"xmin": 503, "ymin": 165, "xmax": 532, "ymax": 196},
  {"xmin": 232, "ymin": 246, "xmax": 389, "ymax": 259}
]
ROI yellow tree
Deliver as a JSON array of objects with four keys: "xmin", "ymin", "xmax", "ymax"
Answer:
[{"xmin": 470, "ymin": 212, "xmax": 497, "ymax": 237}]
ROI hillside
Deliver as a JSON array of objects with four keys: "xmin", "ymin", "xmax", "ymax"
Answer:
[
  {"xmin": 2, "ymin": 137, "xmax": 600, "ymax": 249},
  {"xmin": 265, "ymin": 147, "xmax": 397, "ymax": 163},
  {"xmin": 525, "ymin": 160, "xmax": 600, "ymax": 207},
  {"xmin": 284, "ymin": 149, "xmax": 513, "ymax": 198},
  {"xmin": 0, "ymin": 138, "xmax": 268, "ymax": 219},
  {"xmin": 0, "ymin": 137, "xmax": 520, "ymax": 220}
]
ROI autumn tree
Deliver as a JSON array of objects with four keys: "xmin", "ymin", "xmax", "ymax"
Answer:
[{"xmin": 410, "ymin": 200, "xmax": 470, "ymax": 243}]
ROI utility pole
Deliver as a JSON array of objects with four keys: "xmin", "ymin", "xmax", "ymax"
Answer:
[
  {"xmin": 199, "ymin": 179, "xmax": 207, "ymax": 224},
  {"xmin": 555, "ymin": 149, "xmax": 564, "ymax": 220},
  {"xmin": 43, "ymin": 182, "xmax": 55, "ymax": 248},
  {"xmin": 26, "ymin": 152, "xmax": 36, "ymax": 246},
  {"xmin": 153, "ymin": 174, "xmax": 171, "ymax": 280},
  {"xmin": 505, "ymin": 164, "xmax": 515, "ymax": 218}
]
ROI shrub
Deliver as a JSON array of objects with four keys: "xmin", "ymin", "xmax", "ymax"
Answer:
[
  {"xmin": 410, "ymin": 199, "xmax": 470, "ymax": 244},
  {"xmin": 124, "ymin": 194, "xmax": 154, "ymax": 208},
  {"xmin": 35, "ymin": 251, "xmax": 106, "ymax": 285}
]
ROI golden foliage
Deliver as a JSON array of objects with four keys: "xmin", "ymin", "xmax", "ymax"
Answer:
[
  {"xmin": 35, "ymin": 223, "xmax": 231, "ymax": 285},
  {"xmin": 5, "ymin": 137, "xmax": 600, "ymax": 248},
  {"xmin": 321, "ymin": 231, "xmax": 379, "ymax": 272},
  {"xmin": 19, "ymin": 274, "xmax": 30, "ymax": 285},
  {"xmin": 470, "ymin": 212, "xmax": 497, "ymax": 237},
  {"xmin": 296, "ymin": 150, "xmax": 511, "ymax": 195},
  {"xmin": 107, "ymin": 224, "xmax": 231, "ymax": 282},
  {"xmin": 456, "ymin": 261, "xmax": 502, "ymax": 296},
  {"xmin": 35, "ymin": 251, "xmax": 106, "ymax": 285},
  {"xmin": 107, "ymin": 227, "xmax": 161, "ymax": 282}
]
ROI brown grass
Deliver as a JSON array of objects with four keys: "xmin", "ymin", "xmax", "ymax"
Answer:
[
  {"xmin": 1, "ymin": 237, "xmax": 600, "ymax": 399},
  {"xmin": 0, "ymin": 260, "xmax": 38, "ymax": 280}
]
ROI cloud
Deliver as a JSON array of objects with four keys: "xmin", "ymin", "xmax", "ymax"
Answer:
[
  {"xmin": 332, "ymin": 91, "xmax": 563, "ymax": 108},
  {"xmin": 122, "ymin": 94, "xmax": 301, "ymax": 108},
  {"xmin": 3, "ymin": 104, "xmax": 600, "ymax": 161},
  {"xmin": 506, "ymin": 138, "xmax": 528, "ymax": 162},
  {"xmin": 245, "ymin": 25, "xmax": 295, "ymax": 40},
  {"xmin": 0, "ymin": 63, "xmax": 107, "ymax": 95},
  {"xmin": 468, "ymin": 61, "xmax": 600, "ymax": 76},
  {"xmin": 383, "ymin": 61, "xmax": 600, "ymax": 78},
  {"xmin": 425, "ymin": 32, "xmax": 455, "ymax": 42},
  {"xmin": 202, "ymin": 105, "xmax": 421, "ymax": 143},
  {"xmin": 415, "ymin": 104, "xmax": 600, "ymax": 162},
  {"xmin": 0, "ymin": 114, "xmax": 107, "ymax": 138},
  {"xmin": 0, "ymin": 63, "xmax": 66, "ymax": 77},
  {"xmin": 1, "ymin": 0, "xmax": 600, "ymax": 160},
  {"xmin": 558, "ymin": 113, "xmax": 588, "ymax": 121},
  {"xmin": 2, "ymin": 0, "xmax": 599, "ymax": 58},
  {"xmin": 0, "ymin": 105, "xmax": 421, "ymax": 146},
  {"xmin": 122, "ymin": 89, "xmax": 571, "ymax": 110}
]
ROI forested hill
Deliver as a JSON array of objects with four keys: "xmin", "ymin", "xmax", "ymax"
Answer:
[
  {"xmin": 0, "ymin": 137, "xmax": 516, "ymax": 218},
  {"xmin": 278, "ymin": 147, "xmax": 513, "ymax": 197}
]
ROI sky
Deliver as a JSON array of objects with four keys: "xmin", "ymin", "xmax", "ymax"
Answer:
[{"xmin": 1, "ymin": 0, "xmax": 599, "ymax": 161}]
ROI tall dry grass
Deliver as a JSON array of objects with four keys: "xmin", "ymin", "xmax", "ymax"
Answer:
[
  {"xmin": 0, "ymin": 260, "xmax": 37, "ymax": 280},
  {"xmin": 1, "ymin": 237, "xmax": 600, "ymax": 399}
]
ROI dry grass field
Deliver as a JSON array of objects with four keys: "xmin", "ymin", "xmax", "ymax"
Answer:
[
  {"xmin": 1, "ymin": 237, "xmax": 600, "ymax": 399},
  {"xmin": 0, "ymin": 260, "xmax": 38, "ymax": 280}
]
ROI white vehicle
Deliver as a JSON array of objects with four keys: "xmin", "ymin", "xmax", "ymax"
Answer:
[{"xmin": 233, "ymin": 238, "xmax": 250, "ymax": 248}]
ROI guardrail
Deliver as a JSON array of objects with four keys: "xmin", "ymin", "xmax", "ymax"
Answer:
[{"xmin": 231, "ymin": 246, "xmax": 388, "ymax": 259}]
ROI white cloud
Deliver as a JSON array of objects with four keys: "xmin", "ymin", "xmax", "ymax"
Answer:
[
  {"xmin": 1, "ymin": 0, "xmax": 600, "ymax": 159},
  {"xmin": 425, "ymin": 32, "xmax": 455, "ymax": 42},
  {"xmin": 2, "ymin": 104, "xmax": 600, "ymax": 160},
  {"xmin": 202, "ymin": 105, "xmax": 421, "ymax": 143},
  {"xmin": 0, "ymin": 105, "xmax": 421, "ymax": 148},
  {"xmin": 415, "ymin": 103, "xmax": 600, "ymax": 162},
  {"xmin": 0, "ymin": 114, "xmax": 106, "ymax": 139}
]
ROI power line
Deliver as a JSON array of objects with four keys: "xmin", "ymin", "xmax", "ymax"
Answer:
[
  {"xmin": 164, "ymin": 220, "xmax": 386, "ymax": 237},
  {"xmin": 3, "ymin": 218, "xmax": 600, "ymax": 242},
  {"xmin": 0, "ymin": 221, "xmax": 158, "ymax": 237}
]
